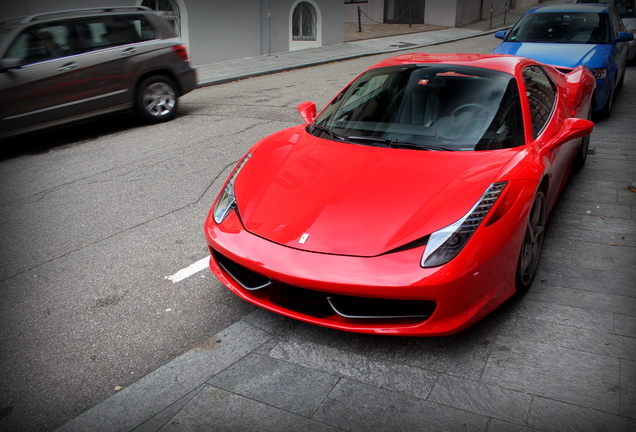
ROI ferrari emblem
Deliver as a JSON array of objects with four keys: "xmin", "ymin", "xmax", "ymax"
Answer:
[{"xmin": 299, "ymin": 233, "xmax": 310, "ymax": 244}]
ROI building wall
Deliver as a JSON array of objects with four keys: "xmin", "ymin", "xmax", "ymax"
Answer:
[
  {"xmin": 455, "ymin": 0, "xmax": 483, "ymax": 27},
  {"xmin": 344, "ymin": 0, "xmax": 384, "ymax": 24},
  {"xmin": 0, "ymin": 0, "xmax": 131, "ymax": 18},
  {"xmin": 425, "ymin": 0, "xmax": 457, "ymax": 27},
  {"xmin": 512, "ymin": 0, "xmax": 539, "ymax": 9},
  {"xmin": 187, "ymin": 0, "xmax": 261, "ymax": 64},
  {"xmin": 425, "ymin": 0, "xmax": 539, "ymax": 28}
]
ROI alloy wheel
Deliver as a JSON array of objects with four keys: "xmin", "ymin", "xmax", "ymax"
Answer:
[
  {"xmin": 143, "ymin": 82, "xmax": 176, "ymax": 117},
  {"xmin": 517, "ymin": 191, "xmax": 546, "ymax": 291}
]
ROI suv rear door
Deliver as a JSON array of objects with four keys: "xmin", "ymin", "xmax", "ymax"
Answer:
[{"xmin": 68, "ymin": 14, "xmax": 170, "ymax": 112}]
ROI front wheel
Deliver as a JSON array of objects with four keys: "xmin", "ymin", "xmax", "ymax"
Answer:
[
  {"xmin": 136, "ymin": 76, "xmax": 178, "ymax": 123},
  {"xmin": 515, "ymin": 190, "xmax": 546, "ymax": 295}
]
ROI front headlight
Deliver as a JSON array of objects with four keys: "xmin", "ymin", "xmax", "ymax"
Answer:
[
  {"xmin": 421, "ymin": 182, "xmax": 507, "ymax": 268},
  {"xmin": 213, "ymin": 153, "xmax": 252, "ymax": 224},
  {"xmin": 589, "ymin": 68, "xmax": 607, "ymax": 80}
]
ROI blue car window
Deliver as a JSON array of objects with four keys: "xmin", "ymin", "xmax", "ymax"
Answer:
[{"xmin": 507, "ymin": 12, "xmax": 611, "ymax": 44}]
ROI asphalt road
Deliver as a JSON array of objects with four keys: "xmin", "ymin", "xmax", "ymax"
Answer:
[{"xmin": 0, "ymin": 33, "xmax": 542, "ymax": 431}]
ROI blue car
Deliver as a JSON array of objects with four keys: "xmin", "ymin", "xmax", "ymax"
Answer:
[{"xmin": 492, "ymin": 3, "xmax": 633, "ymax": 118}]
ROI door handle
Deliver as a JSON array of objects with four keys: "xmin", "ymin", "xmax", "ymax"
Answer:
[
  {"xmin": 121, "ymin": 47, "xmax": 137, "ymax": 56},
  {"xmin": 58, "ymin": 62, "xmax": 77, "ymax": 72}
]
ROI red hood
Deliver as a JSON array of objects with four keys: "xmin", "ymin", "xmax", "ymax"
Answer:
[{"xmin": 234, "ymin": 126, "xmax": 517, "ymax": 257}]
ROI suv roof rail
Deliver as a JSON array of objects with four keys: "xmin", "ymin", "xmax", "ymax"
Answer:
[
  {"xmin": 0, "ymin": 16, "xmax": 24, "ymax": 26},
  {"xmin": 19, "ymin": 6, "xmax": 152, "ymax": 24}
]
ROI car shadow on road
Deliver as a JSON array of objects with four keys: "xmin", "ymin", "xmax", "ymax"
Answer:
[{"xmin": 0, "ymin": 111, "xmax": 157, "ymax": 161}]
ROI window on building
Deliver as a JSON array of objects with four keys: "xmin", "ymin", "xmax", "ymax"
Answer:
[
  {"xmin": 142, "ymin": 0, "xmax": 181, "ymax": 36},
  {"xmin": 293, "ymin": 2, "xmax": 317, "ymax": 41}
]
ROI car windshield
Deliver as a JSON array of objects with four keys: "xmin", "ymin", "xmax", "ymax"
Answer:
[
  {"xmin": 506, "ymin": 12, "xmax": 611, "ymax": 44},
  {"xmin": 310, "ymin": 64, "xmax": 525, "ymax": 151},
  {"xmin": 577, "ymin": 0, "xmax": 635, "ymax": 19}
]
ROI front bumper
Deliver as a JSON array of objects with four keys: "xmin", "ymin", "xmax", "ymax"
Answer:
[{"xmin": 204, "ymin": 208, "xmax": 524, "ymax": 336}]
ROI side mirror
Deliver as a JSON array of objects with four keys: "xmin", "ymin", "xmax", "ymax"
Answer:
[
  {"xmin": 550, "ymin": 118, "xmax": 594, "ymax": 149},
  {"xmin": 297, "ymin": 101, "xmax": 316, "ymax": 124},
  {"xmin": 494, "ymin": 31, "xmax": 507, "ymax": 40},
  {"xmin": 0, "ymin": 57, "xmax": 23, "ymax": 72},
  {"xmin": 616, "ymin": 31, "xmax": 634, "ymax": 43}
]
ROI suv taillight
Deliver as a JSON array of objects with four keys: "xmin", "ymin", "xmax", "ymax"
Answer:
[{"xmin": 172, "ymin": 45, "xmax": 190, "ymax": 63}]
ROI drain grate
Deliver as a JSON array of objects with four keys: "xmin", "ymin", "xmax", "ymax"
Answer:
[{"xmin": 390, "ymin": 42, "xmax": 418, "ymax": 48}]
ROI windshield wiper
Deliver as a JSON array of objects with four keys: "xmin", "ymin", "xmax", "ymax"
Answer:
[
  {"xmin": 347, "ymin": 136, "xmax": 452, "ymax": 151},
  {"xmin": 310, "ymin": 124, "xmax": 346, "ymax": 141}
]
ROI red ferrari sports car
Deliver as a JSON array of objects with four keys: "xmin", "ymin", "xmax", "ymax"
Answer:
[{"xmin": 204, "ymin": 53, "xmax": 595, "ymax": 336}]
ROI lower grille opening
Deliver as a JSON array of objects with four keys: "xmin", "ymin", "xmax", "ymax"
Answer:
[
  {"xmin": 327, "ymin": 296, "xmax": 435, "ymax": 319},
  {"xmin": 270, "ymin": 285, "xmax": 334, "ymax": 317},
  {"xmin": 213, "ymin": 249, "xmax": 271, "ymax": 290},
  {"xmin": 212, "ymin": 249, "xmax": 436, "ymax": 322}
]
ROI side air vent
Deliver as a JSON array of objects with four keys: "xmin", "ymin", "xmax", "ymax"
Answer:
[{"xmin": 213, "ymin": 250, "xmax": 271, "ymax": 291}]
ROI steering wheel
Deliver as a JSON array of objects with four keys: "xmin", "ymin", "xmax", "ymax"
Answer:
[{"xmin": 450, "ymin": 103, "xmax": 490, "ymax": 124}]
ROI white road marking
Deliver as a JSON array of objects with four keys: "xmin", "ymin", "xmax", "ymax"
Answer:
[{"xmin": 166, "ymin": 256, "xmax": 210, "ymax": 283}]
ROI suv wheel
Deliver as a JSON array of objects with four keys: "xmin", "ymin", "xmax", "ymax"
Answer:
[{"xmin": 137, "ymin": 76, "xmax": 178, "ymax": 123}]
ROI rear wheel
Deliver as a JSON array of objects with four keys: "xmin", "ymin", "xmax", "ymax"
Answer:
[
  {"xmin": 597, "ymin": 76, "xmax": 616, "ymax": 120},
  {"xmin": 136, "ymin": 76, "xmax": 178, "ymax": 123},
  {"xmin": 515, "ymin": 190, "xmax": 546, "ymax": 295}
]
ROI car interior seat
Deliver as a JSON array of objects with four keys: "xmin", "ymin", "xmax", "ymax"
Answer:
[{"xmin": 394, "ymin": 71, "xmax": 441, "ymax": 128}]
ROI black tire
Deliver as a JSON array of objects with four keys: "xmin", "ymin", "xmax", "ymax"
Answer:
[
  {"xmin": 515, "ymin": 190, "xmax": 546, "ymax": 295},
  {"xmin": 597, "ymin": 77, "xmax": 616, "ymax": 120},
  {"xmin": 136, "ymin": 76, "xmax": 178, "ymax": 123},
  {"xmin": 617, "ymin": 68, "xmax": 625, "ymax": 90}
]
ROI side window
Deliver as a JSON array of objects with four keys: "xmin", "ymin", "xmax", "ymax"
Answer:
[
  {"xmin": 75, "ymin": 15, "xmax": 154, "ymax": 52},
  {"xmin": 5, "ymin": 23, "xmax": 71, "ymax": 64},
  {"xmin": 522, "ymin": 66, "xmax": 556, "ymax": 139},
  {"xmin": 132, "ymin": 17, "xmax": 158, "ymax": 41}
]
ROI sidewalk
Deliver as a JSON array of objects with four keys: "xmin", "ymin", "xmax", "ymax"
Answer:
[{"xmin": 58, "ymin": 1, "xmax": 636, "ymax": 431}]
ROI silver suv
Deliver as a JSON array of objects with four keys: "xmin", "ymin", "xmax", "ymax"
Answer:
[{"xmin": 0, "ymin": 6, "xmax": 197, "ymax": 139}]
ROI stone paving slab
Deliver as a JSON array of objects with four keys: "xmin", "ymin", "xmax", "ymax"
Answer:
[
  {"xmin": 312, "ymin": 379, "xmax": 489, "ymax": 432},
  {"xmin": 481, "ymin": 335, "xmax": 621, "ymax": 414},
  {"xmin": 56, "ymin": 321, "xmax": 273, "ymax": 432},
  {"xmin": 208, "ymin": 353, "xmax": 339, "ymax": 417}
]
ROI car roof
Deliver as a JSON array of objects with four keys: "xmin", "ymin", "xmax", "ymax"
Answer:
[
  {"xmin": 526, "ymin": 4, "xmax": 612, "ymax": 14},
  {"xmin": 368, "ymin": 53, "xmax": 534, "ymax": 76}
]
